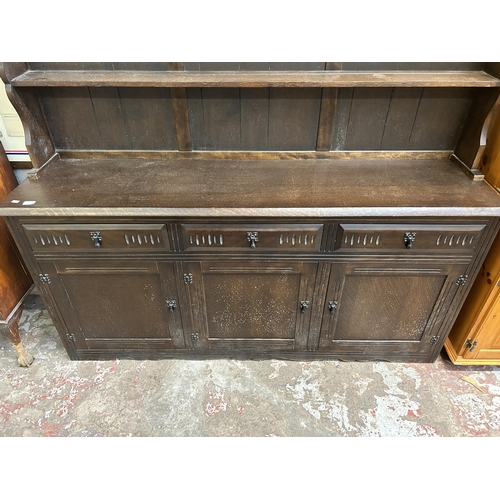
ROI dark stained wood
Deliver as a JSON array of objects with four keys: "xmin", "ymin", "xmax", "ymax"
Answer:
[
  {"xmin": 88, "ymin": 87, "xmax": 132, "ymax": 150},
  {"xmin": 2, "ymin": 157, "xmax": 500, "ymax": 218},
  {"xmin": 0, "ymin": 143, "xmax": 33, "ymax": 318},
  {"xmin": 1, "ymin": 63, "xmax": 56, "ymax": 168},
  {"xmin": 57, "ymin": 150, "xmax": 452, "ymax": 160},
  {"xmin": 380, "ymin": 87, "xmax": 424, "ymax": 150},
  {"xmin": 3, "ymin": 61, "xmax": 500, "ymax": 364},
  {"xmin": 454, "ymin": 88, "xmax": 500, "ymax": 169},
  {"xmin": 183, "ymin": 260, "xmax": 317, "ymax": 352},
  {"xmin": 200, "ymin": 87, "xmax": 241, "ymax": 150},
  {"xmin": 0, "ymin": 143, "xmax": 34, "ymax": 365},
  {"xmin": 319, "ymin": 261, "xmax": 468, "ymax": 359},
  {"xmin": 316, "ymin": 62, "xmax": 341, "ymax": 151},
  {"xmin": 37, "ymin": 259, "xmax": 182, "ymax": 350},
  {"xmin": 37, "ymin": 87, "xmax": 101, "ymax": 149},
  {"xmin": 168, "ymin": 62, "xmax": 192, "ymax": 151},
  {"xmin": 11, "ymin": 70, "xmax": 500, "ymax": 88},
  {"xmin": 407, "ymin": 88, "xmax": 474, "ymax": 150},
  {"xmin": 269, "ymin": 88, "xmax": 322, "ymax": 150},
  {"xmin": 171, "ymin": 87, "xmax": 192, "ymax": 151},
  {"xmin": 344, "ymin": 87, "xmax": 395, "ymax": 150},
  {"xmin": 377, "ymin": 64, "xmax": 431, "ymax": 150},
  {"xmin": 240, "ymin": 87, "xmax": 270, "ymax": 150}
]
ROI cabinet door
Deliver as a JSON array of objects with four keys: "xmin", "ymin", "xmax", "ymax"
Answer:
[
  {"xmin": 461, "ymin": 291, "xmax": 500, "ymax": 362},
  {"xmin": 37, "ymin": 260, "xmax": 185, "ymax": 353},
  {"xmin": 181, "ymin": 261, "xmax": 318, "ymax": 352},
  {"xmin": 319, "ymin": 261, "xmax": 468, "ymax": 360}
]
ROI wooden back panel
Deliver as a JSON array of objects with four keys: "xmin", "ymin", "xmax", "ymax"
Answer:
[{"xmin": 25, "ymin": 62, "xmax": 485, "ymax": 154}]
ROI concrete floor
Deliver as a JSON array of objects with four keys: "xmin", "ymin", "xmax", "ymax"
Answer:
[{"xmin": 2, "ymin": 293, "xmax": 500, "ymax": 437}]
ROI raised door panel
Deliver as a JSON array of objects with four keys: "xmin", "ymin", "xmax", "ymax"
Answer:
[
  {"xmin": 319, "ymin": 262, "xmax": 468, "ymax": 360},
  {"xmin": 37, "ymin": 260, "xmax": 184, "ymax": 352},
  {"xmin": 183, "ymin": 261, "xmax": 318, "ymax": 352}
]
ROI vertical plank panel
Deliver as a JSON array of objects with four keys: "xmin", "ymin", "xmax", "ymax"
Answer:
[
  {"xmin": 240, "ymin": 87, "xmax": 270, "ymax": 150},
  {"xmin": 201, "ymin": 87, "xmax": 241, "ymax": 150},
  {"xmin": 379, "ymin": 63, "xmax": 429, "ymax": 149},
  {"xmin": 187, "ymin": 87, "xmax": 206, "ymax": 150},
  {"xmin": 199, "ymin": 63, "xmax": 241, "ymax": 150},
  {"xmin": 408, "ymin": 88, "xmax": 474, "ymax": 150},
  {"xmin": 344, "ymin": 87, "xmax": 394, "ymax": 150},
  {"xmin": 89, "ymin": 87, "xmax": 132, "ymax": 149},
  {"xmin": 168, "ymin": 62, "xmax": 192, "ymax": 151},
  {"xmin": 118, "ymin": 87, "xmax": 177, "ymax": 150},
  {"xmin": 379, "ymin": 87, "xmax": 424, "ymax": 150},
  {"xmin": 343, "ymin": 63, "xmax": 398, "ymax": 150},
  {"xmin": 316, "ymin": 63, "xmax": 342, "ymax": 151},
  {"xmin": 38, "ymin": 87, "xmax": 101, "ymax": 149},
  {"xmin": 269, "ymin": 87, "xmax": 322, "ymax": 150},
  {"xmin": 331, "ymin": 63, "xmax": 354, "ymax": 150}
]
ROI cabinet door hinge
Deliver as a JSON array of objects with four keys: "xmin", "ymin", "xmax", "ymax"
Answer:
[
  {"xmin": 455, "ymin": 275, "xmax": 468, "ymax": 286},
  {"xmin": 464, "ymin": 338, "xmax": 478, "ymax": 352},
  {"xmin": 39, "ymin": 273, "xmax": 51, "ymax": 285},
  {"xmin": 184, "ymin": 273, "xmax": 193, "ymax": 284}
]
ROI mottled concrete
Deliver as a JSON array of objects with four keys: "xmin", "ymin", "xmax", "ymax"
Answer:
[{"xmin": 1, "ymin": 294, "xmax": 500, "ymax": 437}]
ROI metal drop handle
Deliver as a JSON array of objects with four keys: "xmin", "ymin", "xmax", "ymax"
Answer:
[
  {"xmin": 403, "ymin": 232, "xmax": 416, "ymax": 249},
  {"xmin": 90, "ymin": 231, "xmax": 103, "ymax": 248},
  {"xmin": 247, "ymin": 232, "xmax": 259, "ymax": 249},
  {"xmin": 300, "ymin": 301, "xmax": 310, "ymax": 314},
  {"xmin": 166, "ymin": 300, "xmax": 176, "ymax": 313}
]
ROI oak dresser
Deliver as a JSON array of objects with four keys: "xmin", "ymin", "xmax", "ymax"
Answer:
[{"xmin": 1, "ymin": 62, "xmax": 500, "ymax": 363}]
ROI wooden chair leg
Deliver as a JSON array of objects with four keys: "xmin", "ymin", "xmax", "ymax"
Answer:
[{"xmin": 1, "ymin": 307, "xmax": 34, "ymax": 367}]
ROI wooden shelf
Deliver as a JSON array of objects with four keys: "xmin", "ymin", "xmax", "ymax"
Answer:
[
  {"xmin": 10, "ymin": 70, "xmax": 500, "ymax": 88},
  {"xmin": 2, "ymin": 157, "xmax": 500, "ymax": 217}
]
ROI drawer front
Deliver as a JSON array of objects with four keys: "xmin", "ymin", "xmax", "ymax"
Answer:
[
  {"xmin": 334, "ymin": 223, "xmax": 486, "ymax": 253},
  {"xmin": 23, "ymin": 224, "xmax": 169, "ymax": 251},
  {"xmin": 180, "ymin": 224, "xmax": 324, "ymax": 252}
]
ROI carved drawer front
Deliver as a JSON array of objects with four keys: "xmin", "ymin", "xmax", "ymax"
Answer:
[
  {"xmin": 180, "ymin": 224, "xmax": 323, "ymax": 252},
  {"xmin": 334, "ymin": 223, "xmax": 486, "ymax": 253},
  {"xmin": 23, "ymin": 224, "xmax": 169, "ymax": 251}
]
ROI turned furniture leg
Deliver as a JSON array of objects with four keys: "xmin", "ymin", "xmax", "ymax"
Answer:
[{"xmin": 1, "ymin": 306, "xmax": 34, "ymax": 367}]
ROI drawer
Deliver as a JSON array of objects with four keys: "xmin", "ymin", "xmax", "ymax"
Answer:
[
  {"xmin": 23, "ymin": 224, "xmax": 169, "ymax": 251},
  {"xmin": 180, "ymin": 224, "xmax": 324, "ymax": 252},
  {"xmin": 334, "ymin": 223, "xmax": 486, "ymax": 253}
]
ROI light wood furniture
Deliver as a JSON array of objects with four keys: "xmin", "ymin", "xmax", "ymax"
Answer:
[
  {"xmin": 0, "ymin": 140, "xmax": 34, "ymax": 366},
  {"xmin": 1, "ymin": 62, "xmax": 500, "ymax": 363},
  {"xmin": 445, "ymin": 105, "xmax": 500, "ymax": 364}
]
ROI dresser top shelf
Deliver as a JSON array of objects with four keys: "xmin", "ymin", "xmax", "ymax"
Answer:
[
  {"xmin": 10, "ymin": 70, "xmax": 500, "ymax": 88},
  {"xmin": 1, "ymin": 157, "xmax": 500, "ymax": 217}
]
